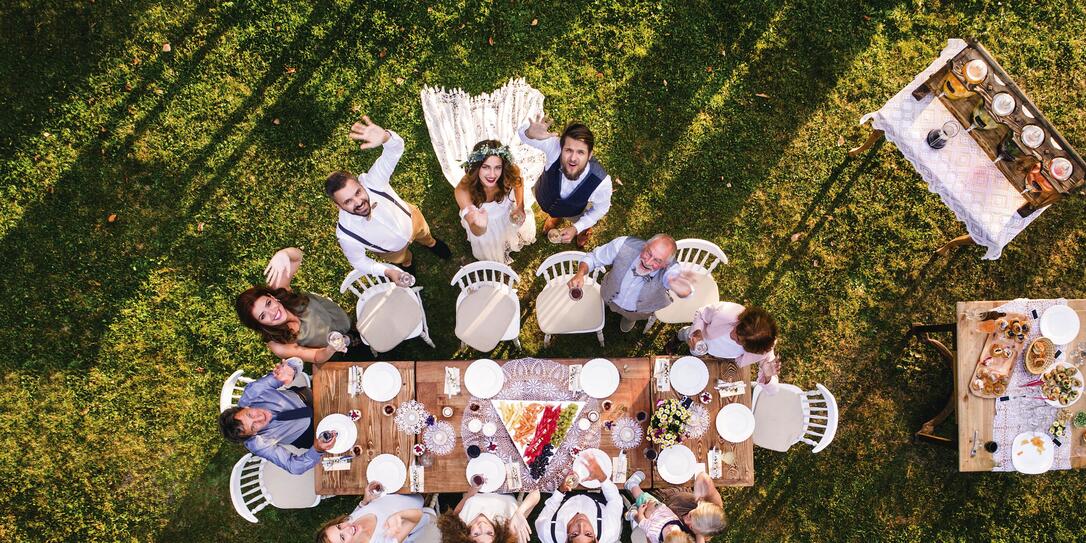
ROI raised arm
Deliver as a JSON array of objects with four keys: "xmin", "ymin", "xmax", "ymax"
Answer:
[
  {"xmin": 248, "ymin": 438, "xmax": 323, "ymax": 475},
  {"xmin": 268, "ymin": 341, "xmax": 338, "ymax": 364},
  {"xmin": 383, "ymin": 509, "xmax": 423, "ymax": 543},
  {"xmin": 454, "ymin": 184, "xmax": 488, "ymax": 237},
  {"xmin": 597, "ymin": 481, "xmax": 625, "ymax": 543},
  {"xmin": 263, "ymin": 247, "xmax": 303, "ymax": 290},
  {"xmin": 350, "ymin": 116, "xmax": 404, "ymax": 192},
  {"xmin": 517, "ymin": 116, "xmax": 561, "ymax": 164},
  {"xmin": 568, "ymin": 236, "xmax": 627, "ymax": 290},
  {"xmin": 692, "ymin": 471, "xmax": 724, "ymax": 507}
]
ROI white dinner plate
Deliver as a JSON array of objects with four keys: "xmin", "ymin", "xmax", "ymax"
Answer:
[
  {"xmin": 1011, "ymin": 431, "xmax": 1054, "ymax": 475},
  {"xmin": 465, "ymin": 453, "xmax": 506, "ymax": 493},
  {"xmin": 670, "ymin": 356, "xmax": 710, "ymax": 396},
  {"xmin": 362, "ymin": 362, "xmax": 402, "ymax": 402},
  {"xmin": 573, "ymin": 448, "xmax": 613, "ymax": 489},
  {"xmin": 464, "ymin": 359, "xmax": 505, "ymax": 399},
  {"xmin": 715, "ymin": 403, "xmax": 756, "ymax": 443},
  {"xmin": 366, "ymin": 454, "xmax": 407, "ymax": 493},
  {"xmin": 1041, "ymin": 362, "xmax": 1084, "ymax": 408},
  {"xmin": 657, "ymin": 444, "xmax": 697, "ymax": 484},
  {"xmin": 1040, "ymin": 305, "xmax": 1081, "ymax": 345},
  {"xmin": 581, "ymin": 358, "xmax": 620, "ymax": 399},
  {"xmin": 315, "ymin": 413, "xmax": 358, "ymax": 455}
]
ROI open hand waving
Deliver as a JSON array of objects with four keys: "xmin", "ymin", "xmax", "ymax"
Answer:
[{"xmin": 349, "ymin": 115, "xmax": 390, "ymax": 150}]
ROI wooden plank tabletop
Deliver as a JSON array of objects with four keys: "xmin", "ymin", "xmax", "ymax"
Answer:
[
  {"xmin": 413, "ymin": 360, "xmax": 473, "ymax": 493},
  {"xmin": 553, "ymin": 357, "xmax": 656, "ymax": 489},
  {"xmin": 652, "ymin": 355, "xmax": 754, "ymax": 487},
  {"xmin": 313, "ymin": 361, "xmax": 415, "ymax": 495},
  {"xmin": 956, "ymin": 300, "xmax": 1086, "ymax": 472}
]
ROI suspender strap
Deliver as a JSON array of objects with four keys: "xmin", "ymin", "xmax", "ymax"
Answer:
[
  {"xmin": 338, "ymin": 222, "xmax": 393, "ymax": 254},
  {"xmin": 369, "ymin": 188, "xmax": 412, "ymax": 217}
]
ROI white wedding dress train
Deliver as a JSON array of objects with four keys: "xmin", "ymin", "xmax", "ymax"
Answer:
[{"xmin": 421, "ymin": 78, "xmax": 546, "ymax": 263}]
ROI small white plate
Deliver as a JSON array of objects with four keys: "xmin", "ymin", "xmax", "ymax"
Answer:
[
  {"xmin": 715, "ymin": 403, "xmax": 755, "ymax": 443},
  {"xmin": 1040, "ymin": 305, "xmax": 1081, "ymax": 345},
  {"xmin": 670, "ymin": 356, "xmax": 710, "ymax": 396},
  {"xmin": 573, "ymin": 448, "xmax": 613, "ymax": 489},
  {"xmin": 465, "ymin": 359, "xmax": 505, "ymax": 399},
  {"xmin": 366, "ymin": 454, "xmax": 407, "ymax": 493},
  {"xmin": 657, "ymin": 444, "xmax": 697, "ymax": 484},
  {"xmin": 362, "ymin": 362, "xmax": 402, "ymax": 402},
  {"xmin": 581, "ymin": 358, "xmax": 620, "ymax": 399},
  {"xmin": 466, "ymin": 453, "xmax": 506, "ymax": 493},
  {"xmin": 1011, "ymin": 431, "xmax": 1054, "ymax": 475},
  {"xmin": 482, "ymin": 421, "xmax": 498, "ymax": 437},
  {"xmin": 315, "ymin": 413, "xmax": 358, "ymax": 455}
]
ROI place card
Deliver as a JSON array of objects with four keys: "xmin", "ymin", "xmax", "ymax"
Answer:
[
  {"xmin": 349, "ymin": 366, "xmax": 364, "ymax": 397},
  {"xmin": 322, "ymin": 455, "xmax": 352, "ymax": 471},
  {"xmin": 707, "ymin": 448, "xmax": 723, "ymax": 479},
  {"xmin": 409, "ymin": 462, "xmax": 425, "ymax": 492},
  {"xmin": 654, "ymin": 358, "xmax": 671, "ymax": 391},
  {"xmin": 568, "ymin": 364, "xmax": 584, "ymax": 392},
  {"xmin": 444, "ymin": 367, "xmax": 461, "ymax": 396},
  {"xmin": 717, "ymin": 381, "xmax": 745, "ymax": 398},
  {"xmin": 611, "ymin": 452, "xmax": 627, "ymax": 484},
  {"xmin": 505, "ymin": 462, "xmax": 523, "ymax": 491}
]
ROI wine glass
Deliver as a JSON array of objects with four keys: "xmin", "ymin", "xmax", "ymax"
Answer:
[{"xmin": 926, "ymin": 120, "xmax": 961, "ymax": 149}]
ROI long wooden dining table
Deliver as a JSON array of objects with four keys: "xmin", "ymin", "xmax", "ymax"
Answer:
[
  {"xmin": 956, "ymin": 299, "xmax": 1086, "ymax": 471},
  {"xmin": 313, "ymin": 356, "xmax": 754, "ymax": 495}
]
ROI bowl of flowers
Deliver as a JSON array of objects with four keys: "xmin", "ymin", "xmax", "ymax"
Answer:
[{"xmin": 646, "ymin": 398, "xmax": 690, "ymax": 448}]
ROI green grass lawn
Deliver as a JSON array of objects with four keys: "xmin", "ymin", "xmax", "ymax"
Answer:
[{"xmin": 2, "ymin": 0, "xmax": 1085, "ymax": 541}]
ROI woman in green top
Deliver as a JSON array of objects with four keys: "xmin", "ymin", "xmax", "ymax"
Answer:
[{"xmin": 236, "ymin": 247, "xmax": 355, "ymax": 363}]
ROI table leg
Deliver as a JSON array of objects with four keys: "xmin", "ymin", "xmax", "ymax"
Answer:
[
  {"xmin": 909, "ymin": 322, "xmax": 957, "ymax": 448},
  {"xmin": 935, "ymin": 233, "xmax": 976, "ymax": 257},
  {"xmin": 848, "ymin": 128, "xmax": 884, "ymax": 157}
]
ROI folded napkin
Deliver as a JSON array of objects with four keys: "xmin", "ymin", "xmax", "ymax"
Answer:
[
  {"xmin": 654, "ymin": 358, "xmax": 671, "ymax": 392},
  {"xmin": 568, "ymin": 364, "xmax": 583, "ymax": 392},
  {"xmin": 322, "ymin": 456, "xmax": 353, "ymax": 471},
  {"xmin": 409, "ymin": 462, "xmax": 425, "ymax": 492},
  {"xmin": 444, "ymin": 367, "xmax": 461, "ymax": 396}
]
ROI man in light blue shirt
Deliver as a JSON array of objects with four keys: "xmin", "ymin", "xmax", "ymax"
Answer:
[
  {"xmin": 218, "ymin": 358, "xmax": 334, "ymax": 474},
  {"xmin": 567, "ymin": 234, "xmax": 693, "ymax": 333}
]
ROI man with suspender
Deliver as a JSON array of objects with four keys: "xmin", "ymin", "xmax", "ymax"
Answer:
[
  {"xmin": 326, "ymin": 116, "xmax": 452, "ymax": 279},
  {"xmin": 536, "ymin": 456, "xmax": 623, "ymax": 543},
  {"xmin": 217, "ymin": 358, "xmax": 334, "ymax": 475}
]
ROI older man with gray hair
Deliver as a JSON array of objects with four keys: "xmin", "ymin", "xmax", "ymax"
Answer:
[{"xmin": 567, "ymin": 234, "xmax": 693, "ymax": 333}]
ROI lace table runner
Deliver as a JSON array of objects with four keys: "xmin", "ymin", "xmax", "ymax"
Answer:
[
  {"xmin": 459, "ymin": 357, "xmax": 601, "ymax": 491},
  {"xmin": 859, "ymin": 39, "xmax": 1047, "ymax": 260},
  {"xmin": 990, "ymin": 298, "xmax": 1072, "ymax": 471}
]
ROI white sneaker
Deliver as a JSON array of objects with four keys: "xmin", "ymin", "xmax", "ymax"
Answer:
[{"xmin": 624, "ymin": 470, "xmax": 645, "ymax": 492}]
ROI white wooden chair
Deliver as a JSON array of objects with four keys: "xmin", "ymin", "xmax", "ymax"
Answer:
[
  {"xmin": 219, "ymin": 368, "xmax": 310, "ymax": 413},
  {"xmin": 450, "ymin": 261, "xmax": 521, "ymax": 351},
  {"xmin": 229, "ymin": 452, "xmax": 322, "ymax": 523},
  {"xmin": 340, "ymin": 269, "xmax": 434, "ymax": 356},
  {"xmin": 644, "ymin": 238, "xmax": 729, "ymax": 333},
  {"xmin": 534, "ymin": 251, "xmax": 606, "ymax": 347},
  {"xmin": 751, "ymin": 382, "xmax": 839, "ymax": 453}
]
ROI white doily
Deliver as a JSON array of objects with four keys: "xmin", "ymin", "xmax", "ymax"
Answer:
[
  {"xmin": 422, "ymin": 421, "xmax": 457, "ymax": 456},
  {"xmin": 990, "ymin": 298, "xmax": 1073, "ymax": 471},
  {"xmin": 683, "ymin": 404, "xmax": 710, "ymax": 440},
  {"xmin": 859, "ymin": 39, "xmax": 1047, "ymax": 260},
  {"xmin": 394, "ymin": 400, "xmax": 429, "ymax": 435}
]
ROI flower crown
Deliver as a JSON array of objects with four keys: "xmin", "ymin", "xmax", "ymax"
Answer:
[{"xmin": 461, "ymin": 144, "xmax": 514, "ymax": 169}]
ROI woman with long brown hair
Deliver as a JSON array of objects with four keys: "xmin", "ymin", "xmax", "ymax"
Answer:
[
  {"xmin": 235, "ymin": 247, "xmax": 355, "ymax": 363},
  {"xmin": 454, "ymin": 139, "xmax": 532, "ymax": 263}
]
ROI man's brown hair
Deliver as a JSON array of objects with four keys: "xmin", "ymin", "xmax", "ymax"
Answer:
[{"xmin": 560, "ymin": 123, "xmax": 595, "ymax": 153}]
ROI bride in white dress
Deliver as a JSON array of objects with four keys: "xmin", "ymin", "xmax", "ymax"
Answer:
[
  {"xmin": 421, "ymin": 79, "xmax": 546, "ymax": 263},
  {"xmin": 454, "ymin": 141, "xmax": 529, "ymax": 263}
]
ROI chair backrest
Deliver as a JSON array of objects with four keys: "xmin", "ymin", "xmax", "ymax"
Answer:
[
  {"xmin": 450, "ymin": 261, "xmax": 520, "ymax": 292},
  {"xmin": 800, "ymin": 384, "xmax": 839, "ymax": 453},
  {"xmin": 220, "ymin": 368, "xmax": 310, "ymax": 412},
  {"xmin": 220, "ymin": 369, "xmax": 255, "ymax": 413},
  {"xmin": 535, "ymin": 250, "xmax": 603, "ymax": 284},
  {"xmin": 674, "ymin": 238, "xmax": 729, "ymax": 274},
  {"xmin": 340, "ymin": 268, "xmax": 394, "ymax": 298},
  {"xmin": 229, "ymin": 453, "xmax": 269, "ymax": 523}
]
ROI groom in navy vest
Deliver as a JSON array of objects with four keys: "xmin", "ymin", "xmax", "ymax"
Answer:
[{"xmin": 518, "ymin": 116, "xmax": 613, "ymax": 248}]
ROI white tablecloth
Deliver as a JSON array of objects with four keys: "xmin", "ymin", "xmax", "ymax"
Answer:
[{"xmin": 860, "ymin": 39, "xmax": 1047, "ymax": 259}]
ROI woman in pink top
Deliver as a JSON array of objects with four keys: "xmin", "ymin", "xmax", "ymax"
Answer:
[{"xmin": 677, "ymin": 302, "xmax": 780, "ymax": 388}]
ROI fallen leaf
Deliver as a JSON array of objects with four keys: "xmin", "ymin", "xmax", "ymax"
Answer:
[
  {"xmin": 755, "ymin": 93, "xmax": 770, "ymax": 99},
  {"xmin": 395, "ymin": 77, "xmax": 405, "ymax": 85},
  {"xmin": 124, "ymin": 82, "xmax": 132, "ymax": 91},
  {"xmin": 790, "ymin": 232, "xmax": 802, "ymax": 242},
  {"xmin": 663, "ymin": 79, "xmax": 668, "ymax": 86},
  {"xmin": 298, "ymin": 142, "xmax": 305, "ymax": 148},
  {"xmin": 531, "ymin": 18, "xmax": 538, "ymax": 26},
  {"xmin": 197, "ymin": 222, "xmax": 204, "ymax": 232},
  {"xmin": 726, "ymin": 182, "xmax": 732, "ymax": 188},
  {"xmin": 613, "ymin": 177, "xmax": 623, "ymax": 186},
  {"xmin": 161, "ymin": 43, "xmax": 171, "ymax": 53},
  {"xmin": 837, "ymin": 135, "xmax": 845, "ymax": 146},
  {"xmin": 107, "ymin": 213, "xmax": 117, "ymax": 223},
  {"xmin": 706, "ymin": 66, "xmax": 713, "ymax": 73},
  {"xmin": 812, "ymin": 260, "xmax": 820, "ymax": 267},
  {"xmin": 285, "ymin": 66, "xmax": 297, "ymax": 74},
  {"xmin": 131, "ymin": 57, "xmax": 140, "ymax": 65},
  {"xmin": 596, "ymin": 71, "xmax": 603, "ymax": 78},
  {"xmin": 863, "ymin": 15, "xmax": 871, "ymax": 21},
  {"xmin": 196, "ymin": 367, "xmax": 205, "ymax": 373},
  {"xmin": 379, "ymin": 49, "xmax": 386, "ymax": 58},
  {"xmin": 488, "ymin": 36, "xmax": 494, "ymax": 46},
  {"xmin": 272, "ymin": 118, "xmax": 280, "ymax": 125}
]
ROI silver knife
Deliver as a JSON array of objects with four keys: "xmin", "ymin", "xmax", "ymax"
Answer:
[{"xmin": 969, "ymin": 430, "xmax": 978, "ymax": 457}]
